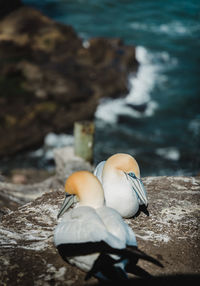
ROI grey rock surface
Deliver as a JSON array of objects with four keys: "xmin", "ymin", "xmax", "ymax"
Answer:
[
  {"xmin": 0, "ymin": 147, "xmax": 93, "ymax": 218},
  {"xmin": 0, "ymin": 172, "xmax": 199, "ymax": 285}
]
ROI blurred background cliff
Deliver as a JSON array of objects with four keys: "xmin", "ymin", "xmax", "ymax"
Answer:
[{"xmin": 0, "ymin": 0, "xmax": 199, "ymax": 181}]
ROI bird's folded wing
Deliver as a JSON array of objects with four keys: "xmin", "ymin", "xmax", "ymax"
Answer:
[
  {"xmin": 54, "ymin": 206, "xmax": 124, "ymax": 249},
  {"xmin": 96, "ymin": 207, "xmax": 137, "ymax": 247}
]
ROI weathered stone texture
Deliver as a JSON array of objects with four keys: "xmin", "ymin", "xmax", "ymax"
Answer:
[{"xmin": 0, "ymin": 169, "xmax": 199, "ymax": 285}]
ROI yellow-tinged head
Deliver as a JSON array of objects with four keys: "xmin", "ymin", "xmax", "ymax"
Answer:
[
  {"xmin": 65, "ymin": 171, "xmax": 104, "ymax": 208},
  {"xmin": 57, "ymin": 171, "xmax": 104, "ymax": 218},
  {"xmin": 104, "ymin": 153, "xmax": 140, "ymax": 177}
]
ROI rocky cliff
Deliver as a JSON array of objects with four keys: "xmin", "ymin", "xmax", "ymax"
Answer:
[{"xmin": 0, "ymin": 5, "xmax": 138, "ymax": 157}]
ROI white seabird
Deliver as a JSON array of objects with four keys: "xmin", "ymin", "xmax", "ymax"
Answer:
[
  {"xmin": 54, "ymin": 171, "xmax": 162, "ymax": 282},
  {"xmin": 94, "ymin": 153, "xmax": 148, "ymax": 218}
]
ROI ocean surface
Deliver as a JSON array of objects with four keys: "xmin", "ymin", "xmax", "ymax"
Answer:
[{"xmin": 15, "ymin": 1, "xmax": 200, "ymax": 176}]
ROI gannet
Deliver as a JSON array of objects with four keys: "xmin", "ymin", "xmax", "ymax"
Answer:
[
  {"xmin": 94, "ymin": 153, "xmax": 148, "ymax": 218},
  {"xmin": 54, "ymin": 171, "xmax": 162, "ymax": 281}
]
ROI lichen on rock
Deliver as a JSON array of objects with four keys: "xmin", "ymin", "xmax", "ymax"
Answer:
[{"xmin": 0, "ymin": 160, "xmax": 199, "ymax": 284}]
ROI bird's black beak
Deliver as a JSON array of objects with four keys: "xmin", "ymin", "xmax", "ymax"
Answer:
[
  {"xmin": 127, "ymin": 172, "xmax": 148, "ymax": 206},
  {"xmin": 57, "ymin": 193, "xmax": 76, "ymax": 219}
]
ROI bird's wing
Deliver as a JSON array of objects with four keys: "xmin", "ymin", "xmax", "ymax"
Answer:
[
  {"xmin": 96, "ymin": 207, "xmax": 137, "ymax": 247},
  {"xmin": 54, "ymin": 207, "xmax": 163, "ymax": 280},
  {"xmin": 93, "ymin": 161, "xmax": 106, "ymax": 183},
  {"xmin": 54, "ymin": 206, "xmax": 124, "ymax": 249}
]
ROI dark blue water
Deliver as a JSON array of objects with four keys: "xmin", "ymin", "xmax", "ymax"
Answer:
[{"xmin": 22, "ymin": 0, "xmax": 200, "ymax": 176}]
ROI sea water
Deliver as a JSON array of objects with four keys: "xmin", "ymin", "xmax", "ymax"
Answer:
[{"xmin": 19, "ymin": 0, "xmax": 200, "ymax": 176}]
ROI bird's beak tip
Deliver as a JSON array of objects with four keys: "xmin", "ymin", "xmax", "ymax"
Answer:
[
  {"xmin": 140, "ymin": 204, "xmax": 149, "ymax": 216},
  {"xmin": 57, "ymin": 194, "xmax": 75, "ymax": 219}
]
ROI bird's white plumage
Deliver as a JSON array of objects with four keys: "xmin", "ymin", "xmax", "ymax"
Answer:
[
  {"xmin": 94, "ymin": 154, "xmax": 148, "ymax": 218},
  {"xmin": 102, "ymin": 167, "xmax": 139, "ymax": 218},
  {"xmin": 54, "ymin": 206, "xmax": 137, "ymax": 249},
  {"xmin": 53, "ymin": 171, "xmax": 159, "ymax": 280},
  {"xmin": 94, "ymin": 161, "xmax": 106, "ymax": 182},
  {"xmin": 96, "ymin": 207, "xmax": 137, "ymax": 246},
  {"xmin": 54, "ymin": 205, "xmax": 137, "ymax": 272}
]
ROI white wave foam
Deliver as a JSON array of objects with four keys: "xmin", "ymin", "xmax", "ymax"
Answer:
[
  {"xmin": 82, "ymin": 39, "xmax": 90, "ymax": 48},
  {"xmin": 156, "ymin": 147, "xmax": 180, "ymax": 161},
  {"xmin": 126, "ymin": 46, "xmax": 159, "ymax": 104},
  {"xmin": 95, "ymin": 46, "xmax": 160, "ymax": 123},
  {"xmin": 130, "ymin": 21, "xmax": 199, "ymax": 37},
  {"xmin": 30, "ymin": 132, "xmax": 74, "ymax": 160},
  {"xmin": 188, "ymin": 118, "xmax": 200, "ymax": 136},
  {"xmin": 44, "ymin": 132, "xmax": 74, "ymax": 148},
  {"xmin": 160, "ymin": 21, "xmax": 191, "ymax": 36},
  {"xmin": 95, "ymin": 98, "xmax": 131, "ymax": 124}
]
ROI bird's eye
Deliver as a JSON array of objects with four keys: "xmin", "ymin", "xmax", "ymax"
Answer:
[{"xmin": 128, "ymin": 172, "xmax": 137, "ymax": 179}]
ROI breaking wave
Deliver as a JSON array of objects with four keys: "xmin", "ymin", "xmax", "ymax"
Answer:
[{"xmin": 95, "ymin": 46, "xmax": 176, "ymax": 124}]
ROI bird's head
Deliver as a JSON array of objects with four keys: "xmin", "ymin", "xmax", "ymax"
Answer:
[
  {"xmin": 103, "ymin": 153, "xmax": 148, "ymax": 213},
  {"xmin": 104, "ymin": 153, "xmax": 140, "ymax": 177},
  {"xmin": 57, "ymin": 171, "xmax": 104, "ymax": 218}
]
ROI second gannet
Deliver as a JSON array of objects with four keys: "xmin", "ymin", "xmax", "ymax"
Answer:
[
  {"xmin": 94, "ymin": 153, "xmax": 148, "ymax": 218},
  {"xmin": 54, "ymin": 171, "xmax": 162, "ymax": 282}
]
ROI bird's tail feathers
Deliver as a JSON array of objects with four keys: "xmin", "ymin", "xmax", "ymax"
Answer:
[
  {"xmin": 85, "ymin": 253, "xmax": 128, "ymax": 282},
  {"xmin": 125, "ymin": 246, "xmax": 163, "ymax": 268},
  {"xmin": 126, "ymin": 264, "xmax": 152, "ymax": 278},
  {"xmin": 85, "ymin": 244, "xmax": 163, "ymax": 281}
]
